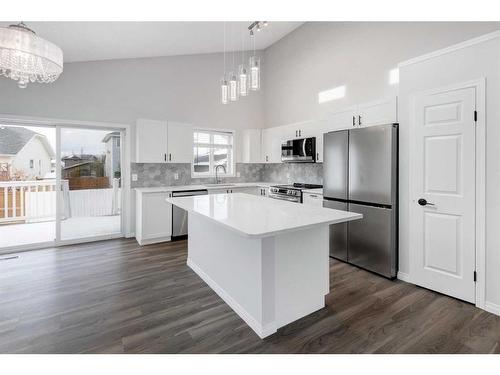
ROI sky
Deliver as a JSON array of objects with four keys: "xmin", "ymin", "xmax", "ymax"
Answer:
[{"xmin": 23, "ymin": 126, "xmax": 113, "ymax": 157}]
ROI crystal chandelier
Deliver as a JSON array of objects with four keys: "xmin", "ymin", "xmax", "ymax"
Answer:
[{"xmin": 0, "ymin": 22, "xmax": 63, "ymax": 88}]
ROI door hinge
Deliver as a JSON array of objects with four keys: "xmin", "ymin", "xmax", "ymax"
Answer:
[
  {"xmin": 474, "ymin": 271, "xmax": 477, "ymax": 282},
  {"xmin": 474, "ymin": 110, "xmax": 478, "ymax": 122}
]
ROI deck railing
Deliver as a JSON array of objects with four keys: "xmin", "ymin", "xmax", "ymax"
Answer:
[{"xmin": 0, "ymin": 179, "xmax": 121, "ymax": 224}]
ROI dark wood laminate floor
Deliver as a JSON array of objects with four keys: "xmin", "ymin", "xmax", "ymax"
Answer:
[{"xmin": 1, "ymin": 238, "xmax": 499, "ymax": 354}]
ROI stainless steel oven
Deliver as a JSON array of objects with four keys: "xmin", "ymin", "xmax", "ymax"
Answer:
[
  {"xmin": 281, "ymin": 137, "xmax": 316, "ymax": 163},
  {"xmin": 269, "ymin": 183, "xmax": 323, "ymax": 203}
]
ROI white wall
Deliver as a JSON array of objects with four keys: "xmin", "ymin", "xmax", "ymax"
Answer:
[
  {"xmin": 398, "ymin": 34, "xmax": 500, "ymax": 312},
  {"xmin": 263, "ymin": 22, "xmax": 500, "ymax": 127},
  {"xmin": 12, "ymin": 137, "xmax": 52, "ymax": 179},
  {"xmin": 0, "ymin": 51, "xmax": 264, "ymax": 132}
]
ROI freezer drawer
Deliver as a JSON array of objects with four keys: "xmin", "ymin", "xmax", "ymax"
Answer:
[
  {"xmin": 323, "ymin": 199, "xmax": 348, "ymax": 261},
  {"xmin": 347, "ymin": 203, "xmax": 397, "ymax": 278},
  {"xmin": 349, "ymin": 124, "xmax": 397, "ymax": 205},
  {"xmin": 323, "ymin": 130, "xmax": 348, "ymax": 200}
]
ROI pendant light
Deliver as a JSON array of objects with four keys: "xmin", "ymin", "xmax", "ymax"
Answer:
[
  {"xmin": 221, "ymin": 76, "xmax": 228, "ymax": 105},
  {"xmin": 220, "ymin": 23, "xmax": 228, "ymax": 104},
  {"xmin": 238, "ymin": 27, "xmax": 249, "ymax": 96},
  {"xmin": 228, "ymin": 23, "xmax": 239, "ymax": 102},
  {"xmin": 229, "ymin": 71, "xmax": 239, "ymax": 101},
  {"xmin": 249, "ymin": 29, "xmax": 260, "ymax": 91}
]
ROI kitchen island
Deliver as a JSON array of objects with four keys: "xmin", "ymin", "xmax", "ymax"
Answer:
[{"xmin": 166, "ymin": 193, "xmax": 362, "ymax": 338}]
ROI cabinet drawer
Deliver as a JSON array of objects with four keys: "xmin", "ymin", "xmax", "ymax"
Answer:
[{"xmin": 303, "ymin": 193, "xmax": 323, "ymax": 207}]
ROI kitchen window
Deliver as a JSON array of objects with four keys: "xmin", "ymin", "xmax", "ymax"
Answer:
[{"xmin": 192, "ymin": 129, "xmax": 234, "ymax": 177}]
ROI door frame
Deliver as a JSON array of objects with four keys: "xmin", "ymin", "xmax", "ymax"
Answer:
[
  {"xmin": 0, "ymin": 113, "xmax": 132, "ymax": 254},
  {"xmin": 408, "ymin": 78, "xmax": 486, "ymax": 309}
]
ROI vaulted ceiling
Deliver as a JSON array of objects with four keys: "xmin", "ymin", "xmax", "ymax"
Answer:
[{"xmin": 0, "ymin": 21, "xmax": 303, "ymax": 63}]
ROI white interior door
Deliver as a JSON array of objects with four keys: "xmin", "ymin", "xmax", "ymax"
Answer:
[{"xmin": 411, "ymin": 85, "xmax": 476, "ymax": 303}]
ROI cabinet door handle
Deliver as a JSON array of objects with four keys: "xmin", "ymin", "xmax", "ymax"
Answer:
[
  {"xmin": 169, "ymin": 153, "xmax": 172, "ymax": 161},
  {"xmin": 164, "ymin": 153, "xmax": 167, "ymax": 162},
  {"xmin": 266, "ymin": 155, "xmax": 269, "ymax": 162},
  {"xmin": 316, "ymin": 152, "xmax": 319, "ymax": 160},
  {"xmin": 309, "ymin": 195, "xmax": 318, "ymax": 198},
  {"xmin": 352, "ymin": 116, "xmax": 356, "ymax": 127},
  {"xmin": 358, "ymin": 115, "xmax": 362, "ymax": 126},
  {"xmin": 299, "ymin": 130, "xmax": 301, "ymax": 137}
]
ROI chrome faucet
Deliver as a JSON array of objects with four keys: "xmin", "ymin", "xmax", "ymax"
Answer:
[{"xmin": 214, "ymin": 165, "xmax": 227, "ymax": 184}]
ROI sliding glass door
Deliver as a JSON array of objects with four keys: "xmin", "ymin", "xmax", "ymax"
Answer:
[
  {"xmin": 57, "ymin": 126, "xmax": 123, "ymax": 242},
  {"xmin": 0, "ymin": 124, "xmax": 56, "ymax": 250},
  {"xmin": 0, "ymin": 121, "xmax": 126, "ymax": 253}
]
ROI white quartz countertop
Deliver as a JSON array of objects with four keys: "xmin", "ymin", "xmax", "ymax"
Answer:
[
  {"xmin": 135, "ymin": 182, "xmax": 280, "ymax": 194},
  {"xmin": 166, "ymin": 193, "xmax": 362, "ymax": 238},
  {"xmin": 302, "ymin": 188, "xmax": 323, "ymax": 195}
]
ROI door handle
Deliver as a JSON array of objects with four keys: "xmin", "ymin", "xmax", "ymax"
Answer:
[
  {"xmin": 418, "ymin": 198, "xmax": 435, "ymax": 206},
  {"xmin": 358, "ymin": 115, "xmax": 362, "ymax": 126},
  {"xmin": 352, "ymin": 116, "xmax": 356, "ymax": 127}
]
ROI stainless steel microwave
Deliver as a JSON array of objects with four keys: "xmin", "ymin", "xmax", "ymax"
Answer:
[{"xmin": 281, "ymin": 137, "xmax": 316, "ymax": 163}]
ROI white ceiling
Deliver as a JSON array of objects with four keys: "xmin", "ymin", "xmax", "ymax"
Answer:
[{"xmin": 0, "ymin": 21, "xmax": 303, "ymax": 63}]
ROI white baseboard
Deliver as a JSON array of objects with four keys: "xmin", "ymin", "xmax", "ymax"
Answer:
[
  {"xmin": 136, "ymin": 236, "xmax": 171, "ymax": 246},
  {"xmin": 484, "ymin": 301, "xmax": 500, "ymax": 316},
  {"xmin": 187, "ymin": 258, "xmax": 276, "ymax": 339},
  {"xmin": 397, "ymin": 271, "xmax": 411, "ymax": 283}
]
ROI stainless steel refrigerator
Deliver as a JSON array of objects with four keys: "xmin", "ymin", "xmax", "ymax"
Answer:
[{"xmin": 323, "ymin": 124, "xmax": 398, "ymax": 279}]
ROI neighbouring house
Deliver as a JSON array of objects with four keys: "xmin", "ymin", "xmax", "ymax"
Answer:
[
  {"xmin": 0, "ymin": 126, "xmax": 55, "ymax": 180},
  {"xmin": 61, "ymin": 153, "xmax": 107, "ymax": 189},
  {"xmin": 61, "ymin": 154, "xmax": 105, "ymax": 179},
  {"xmin": 102, "ymin": 131, "xmax": 121, "ymax": 179}
]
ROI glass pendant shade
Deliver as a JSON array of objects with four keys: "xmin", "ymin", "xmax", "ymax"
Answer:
[
  {"xmin": 220, "ymin": 77, "xmax": 229, "ymax": 104},
  {"xmin": 238, "ymin": 64, "xmax": 249, "ymax": 96},
  {"xmin": 229, "ymin": 72, "xmax": 239, "ymax": 102},
  {"xmin": 0, "ymin": 23, "xmax": 63, "ymax": 88},
  {"xmin": 249, "ymin": 56, "xmax": 260, "ymax": 91}
]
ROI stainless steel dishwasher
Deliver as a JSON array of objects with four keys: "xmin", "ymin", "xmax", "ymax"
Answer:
[{"xmin": 171, "ymin": 189, "xmax": 208, "ymax": 239}]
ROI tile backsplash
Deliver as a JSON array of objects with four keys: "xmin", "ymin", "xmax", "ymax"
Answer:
[
  {"xmin": 261, "ymin": 163, "xmax": 323, "ymax": 185},
  {"xmin": 131, "ymin": 162, "xmax": 323, "ymax": 188}
]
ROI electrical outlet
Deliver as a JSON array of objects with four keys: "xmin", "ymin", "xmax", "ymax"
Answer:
[
  {"xmin": 132, "ymin": 173, "xmax": 138, "ymax": 182},
  {"xmin": 174, "ymin": 173, "xmax": 179, "ymax": 180}
]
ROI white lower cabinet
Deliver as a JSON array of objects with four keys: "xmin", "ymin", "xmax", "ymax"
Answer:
[
  {"xmin": 303, "ymin": 192, "xmax": 323, "ymax": 207},
  {"xmin": 209, "ymin": 186, "xmax": 263, "ymax": 195},
  {"xmin": 136, "ymin": 191, "xmax": 172, "ymax": 245}
]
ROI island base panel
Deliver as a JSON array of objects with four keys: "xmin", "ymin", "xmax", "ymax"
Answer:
[{"xmin": 186, "ymin": 213, "xmax": 329, "ymax": 339}]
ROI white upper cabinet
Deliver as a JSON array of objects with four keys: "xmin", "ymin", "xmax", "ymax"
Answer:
[
  {"xmin": 167, "ymin": 121, "xmax": 193, "ymax": 163},
  {"xmin": 357, "ymin": 97, "xmax": 397, "ymax": 127},
  {"xmin": 136, "ymin": 119, "xmax": 168, "ymax": 163},
  {"xmin": 323, "ymin": 107, "xmax": 358, "ymax": 131},
  {"xmin": 136, "ymin": 119, "xmax": 193, "ymax": 163},
  {"xmin": 261, "ymin": 127, "xmax": 283, "ymax": 163},
  {"xmin": 241, "ymin": 129, "xmax": 262, "ymax": 163}
]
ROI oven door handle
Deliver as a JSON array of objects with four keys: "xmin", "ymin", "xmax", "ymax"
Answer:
[{"xmin": 269, "ymin": 193, "xmax": 301, "ymax": 203}]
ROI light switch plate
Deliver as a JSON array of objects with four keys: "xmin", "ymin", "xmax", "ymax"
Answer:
[
  {"xmin": 131, "ymin": 173, "xmax": 138, "ymax": 182},
  {"xmin": 236, "ymin": 172, "xmax": 241, "ymax": 177},
  {"xmin": 174, "ymin": 173, "xmax": 179, "ymax": 180}
]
